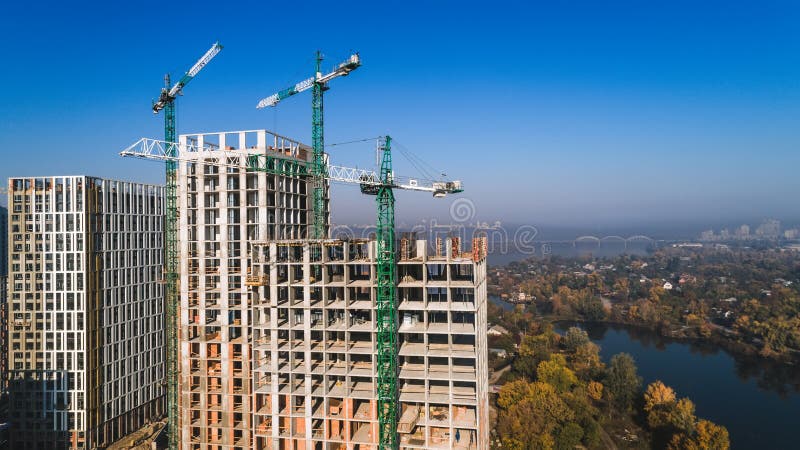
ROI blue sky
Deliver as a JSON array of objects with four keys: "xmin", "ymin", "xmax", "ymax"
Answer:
[{"xmin": 1, "ymin": 0, "xmax": 799, "ymax": 230}]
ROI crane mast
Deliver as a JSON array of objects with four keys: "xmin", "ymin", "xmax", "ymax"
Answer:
[
  {"xmin": 151, "ymin": 41, "xmax": 222, "ymax": 450},
  {"xmin": 311, "ymin": 52, "xmax": 326, "ymax": 241},
  {"xmin": 374, "ymin": 136, "xmax": 398, "ymax": 449}
]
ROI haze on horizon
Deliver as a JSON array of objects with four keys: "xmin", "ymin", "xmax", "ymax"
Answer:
[{"xmin": 1, "ymin": 1, "xmax": 798, "ymax": 231}]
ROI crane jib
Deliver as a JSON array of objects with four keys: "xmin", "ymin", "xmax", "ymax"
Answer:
[
  {"xmin": 254, "ymin": 54, "xmax": 358, "ymax": 110},
  {"xmin": 165, "ymin": 42, "xmax": 222, "ymax": 99}
]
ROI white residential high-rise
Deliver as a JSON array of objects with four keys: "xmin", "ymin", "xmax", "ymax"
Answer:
[{"xmin": 6, "ymin": 176, "xmax": 165, "ymax": 449}]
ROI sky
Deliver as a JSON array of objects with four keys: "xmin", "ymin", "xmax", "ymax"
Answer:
[{"xmin": 1, "ymin": 0, "xmax": 799, "ymax": 233}]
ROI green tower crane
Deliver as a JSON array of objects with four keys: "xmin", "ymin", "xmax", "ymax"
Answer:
[
  {"xmin": 151, "ymin": 41, "xmax": 222, "ymax": 450},
  {"xmin": 374, "ymin": 136, "xmax": 398, "ymax": 449},
  {"xmin": 356, "ymin": 136, "xmax": 464, "ymax": 448},
  {"xmin": 256, "ymin": 51, "xmax": 361, "ymax": 239}
]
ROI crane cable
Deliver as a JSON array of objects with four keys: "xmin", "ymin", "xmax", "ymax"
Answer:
[
  {"xmin": 326, "ymin": 137, "xmax": 382, "ymax": 147},
  {"xmin": 325, "ymin": 136, "xmax": 448, "ymax": 183},
  {"xmin": 393, "ymin": 139, "xmax": 445, "ymax": 181}
]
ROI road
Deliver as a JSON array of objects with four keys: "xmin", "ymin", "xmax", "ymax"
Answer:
[{"xmin": 489, "ymin": 364, "xmax": 511, "ymax": 392}]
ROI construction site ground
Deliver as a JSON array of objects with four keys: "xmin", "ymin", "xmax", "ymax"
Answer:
[{"xmin": 106, "ymin": 419, "xmax": 166, "ymax": 450}]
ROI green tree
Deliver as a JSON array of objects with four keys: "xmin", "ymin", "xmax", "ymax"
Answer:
[
  {"xmin": 554, "ymin": 422, "xmax": 584, "ymax": 450},
  {"xmin": 605, "ymin": 353, "xmax": 642, "ymax": 412},
  {"xmin": 581, "ymin": 419, "xmax": 602, "ymax": 448},
  {"xmin": 572, "ymin": 342, "xmax": 604, "ymax": 378},
  {"xmin": 562, "ymin": 327, "xmax": 590, "ymax": 353},
  {"xmin": 578, "ymin": 296, "xmax": 607, "ymax": 321},
  {"xmin": 668, "ymin": 398, "xmax": 697, "ymax": 434},
  {"xmin": 514, "ymin": 326, "xmax": 559, "ymax": 379},
  {"xmin": 537, "ymin": 354, "xmax": 578, "ymax": 393}
]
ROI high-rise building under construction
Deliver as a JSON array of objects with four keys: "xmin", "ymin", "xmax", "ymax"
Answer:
[
  {"xmin": 176, "ymin": 129, "xmax": 488, "ymax": 449},
  {"xmin": 5, "ymin": 176, "xmax": 165, "ymax": 449},
  {"xmin": 177, "ymin": 130, "xmax": 318, "ymax": 448}
]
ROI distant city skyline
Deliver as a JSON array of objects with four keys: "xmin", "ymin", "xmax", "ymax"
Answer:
[
  {"xmin": 2, "ymin": 1, "xmax": 799, "ymax": 227},
  {"xmin": 698, "ymin": 218, "xmax": 800, "ymax": 241}
]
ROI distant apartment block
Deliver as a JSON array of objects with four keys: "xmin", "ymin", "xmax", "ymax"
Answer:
[{"xmin": 6, "ymin": 176, "xmax": 165, "ymax": 449}]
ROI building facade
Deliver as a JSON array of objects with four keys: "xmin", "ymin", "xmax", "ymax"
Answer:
[
  {"xmin": 1, "ymin": 205, "xmax": 7, "ymax": 399},
  {"xmin": 1, "ymin": 205, "xmax": 8, "ymax": 277},
  {"xmin": 247, "ymin": 237, "xmax": 488, "ymax": 450},
  {"xmin": 6, "ymin": 176, "xmax": 165, "ymax": 449}
]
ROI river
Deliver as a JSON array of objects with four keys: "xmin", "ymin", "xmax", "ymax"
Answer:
[
  {"xmin": 486, "ymin": 241, "xmax": 654, "ymax": 266},
  {"xmin": 553, "ymin": 321, "xmax": 800, "ymax": 450}
]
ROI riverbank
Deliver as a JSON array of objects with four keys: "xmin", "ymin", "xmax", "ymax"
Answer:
[
  {"xmin": 488, "ymin": 246, "xmax": 800, "ymax": 367},
  {"xmin": 538, "ymin": 313, "xmax": 799, "ymax": 366},
  {"xmin": 490, "ymin": 294, "xmax": 798, "ymax": 365},
  {"xmin": 546, "ymin": 321, "xmax": 800, "ymax": 450}
]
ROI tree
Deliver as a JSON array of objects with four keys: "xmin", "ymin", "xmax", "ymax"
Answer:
[
  {"xmin": 572, "ymin": 342, "xmax": 604, "ymax": 378},
  {"xmin": 668, "ymin": 420, "xmax": 729, "ymax": 450},
  {"xmin": 643, "ymin": 380, "xmax": 676, "ymax": 429},
  {"xmin": 563, "ymin": 327, "xmax": 590, "ymax": 353},
  {"xmin": 497, "ymin": 379, "xmax": 534, "ymax": 410},
  {"xmin": 605, "ymin": 353, "xmax": 642, "ymax": 412},
  {"xmin": 537, "ymin": 355, "xmax": 578, "ymax": 393},
  {"xmin": 581, "ymin": 418, "xmax": 602, "ymax": 448},
  {"xmin": 668, "ymin": 398, "xmax": 696, "ymax": 434},
  {"xmin": 496, "ymin": 380, "xmax": 576, "ymax": 449},
  {"xmin": 693, "ymin": 420, "xmax": 730, "ymax": 449},
  {"xmin": 515, "ymin": 329, "xmax": 559, "ymax": 379},
  {"xmin": 614, "ymin": 277, "xmax": 630, "ymax": 301},
  {"xmin": 644, "ymin": 381, "xmax": 676, "ymax": 411},
  {"xmin": 520, "ymin": 325, "xmax": 559, "ymax": 360},
  {"xmin": 578, "ymin": 296, "xmax": 607, "ymax": 321},
  {"xmin": 554, "ymin": 422, "xmax": 584, "ymax": 450},
  {"xmin": 587, "ymin": 381, "xmax": 604, "ymax": 401},
  {"xmin": 551, "ymin": 286, "xmax": 578, "ymax": 316},
  {"xmin": 587, "ymin": 272, "xmax": 605, "ymax": 294}
]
